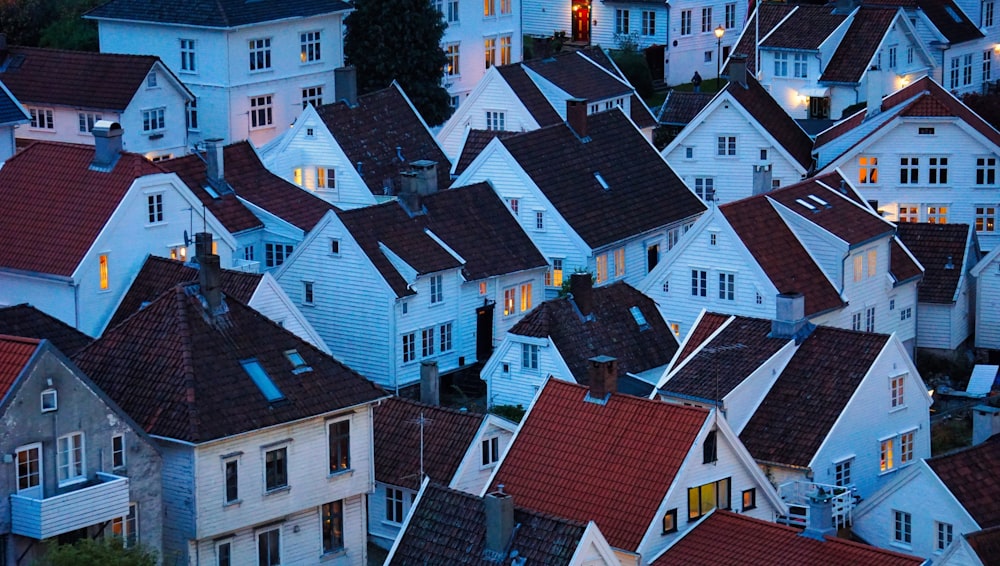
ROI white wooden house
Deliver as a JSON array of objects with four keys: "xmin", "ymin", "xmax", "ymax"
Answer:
[
  {"xmin": 485, "ymin": 374, "xmax": 786, "ymax": 564},
  {"xmin": 369, "ymin": 398, "xmax": 516, "ymax": 549},
  {"xmin": 662, "ymin": 61, "xmax": 814, "ymax": 205},
  {"xmin": 87, "ymin": 0, "xmax": 352, "ymax": 146},
  {"xmin": 638, "ymin": 173, "xmax": 923, "ymax": 349},
  {"xmin": 971, "ymin": 243, "xmax": 1000, "ymax": 352},
  {"xmin": 0, "ymin": 78, "xmax": 28, "ymax": 163},
  {"xmin": 814, "ymin": 75, "xmax": 1000, "ymax": 253},
  {"xmin": 454, "ymin": 108, "xmax": 705, "ymax": 297},
  {"xmin": 852, "ymin": 434, "xmax": 1000, "ymax": 560},
  {"xmin": 0, "ymin": 127, "xmax": 236, "ymax": 337},
  {"xmin": 658, "ymin": 306, "xmax": 932, "ymax": 520},
  {"xmin": 274, "ymin": 180, "xmax": 548, "ymax": 390}
]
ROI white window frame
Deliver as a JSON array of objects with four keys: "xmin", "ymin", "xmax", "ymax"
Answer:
[
  {"xmin": 249, "ymin": 37, "xmax": 272, "ymax": 71},
  {"xmin": 300, "ymin": 30, "xmax": 322, "ymax": 63},
  {"xmin": 57, "ymin": 432, "xmax": 86, "ymax": 486},
  {"xmin": 78, "ymin": 112, "xmax": 102, "ymax": 134},
  {"xmin": 680, "ymin": 10, "xmax": 692, "ymax": 35},
  {"xmin": 15, "ymin": 443, "xmax": 42, "ymax": 494},
  {"xmin": 256, "ymin": 526, "xmax": 282, "ymax": 566},
  {"xmin": 386, "ymin": 487, "xmax": 405, "ymax": 523},
  {"xmin": 250, "ymin": 94, "xmax": 274, "ymax": 130},
  {"xmin": 302, "ymin": 86, "xmax": 323, "ymax": 109},
  {"xmin": 893, "ymin": 510, "xmax": 912, "ymax": 546},
  {"xmin": 142, "ymin": 107, "xmax": 166, "ymax": 133},
  {"xmin": 521, "ymin": 343, "xmax": 539, "ymax": 370},
  {"xmin": 641, "ymin": 10, "xmax": 656, "ymax": 36},
  {"xmin": 112, "ymin": 434, "xmax": 126, "ymax": 469},
  {"xmin": 481, "ymin": 435, "xmax": 500, "ymax": 467},
  {"xmin": 41, "ymin": 388, "xmax": 57, "ymax": 412},
  {"xmin": 263, "ymin": 445, "xmax": 289, "ymax": 492},
  {"xmin": 485, "ymin": 110, "xmax": 505, "ymax": 131},
  {"xmin": 430, "ymin": 274, "xmax": 444, "ymax": 304},
  {"xmin": 180, "ymin": 39, "xmax": 196, "ymax": 72}
]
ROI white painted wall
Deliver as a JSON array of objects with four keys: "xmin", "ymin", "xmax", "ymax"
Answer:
[
  {"xmin": 975, "ymin": 254, "xmax": 1000, "ymax": 349},
  {"xmin": 440, "ymin": 0, "xmax": 522, "ymax": 104}
]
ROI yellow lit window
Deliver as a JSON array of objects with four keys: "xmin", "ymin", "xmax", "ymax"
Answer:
[
  {"xmin": 503, "ymin": 287, "xmax": 515, "ymax": 316},
  {"xmin": 520, "ymin": 283, "xmax": 532, "ymax": 312},
  {"xmin": 880, "ymin": 438, "xmax": 894, "ymax": 472},
  {"xmin": 484, "ymin": 0, "xmax": 495, "ymax": 16},
  {"xmin": 212, "ymin": 241, "xmax": 218, "ymax": 255},
  {"xmin": 99, "ymin": 254, "xmax": 109, "ymax": 290},
  {"xmin": 614, "ymin": 248, "xmax": 626, "ymax": 278},
  {"xmin": 293, "ymin": 167, "xmax": 303, "ymax": 187},
  {"xmin": 858, "ymin": 156, "xmax": 878, "ymax": 184},
  {"xmin": 867, "ymin": 249, "xmax": 877, "ymax": 277},
  {"xmin": 596, "ymin": 254, "xmax": 608, "ymax": 283},
  {"xmin": 479, "ymin": 282, "xmax": 487, "ymax": 295},
  {"xmin": 853, "ymin": 254, "xmax": 863, "ymax": 282}
]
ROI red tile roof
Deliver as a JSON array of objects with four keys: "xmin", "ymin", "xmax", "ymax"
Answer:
[
  {"xmin": 653, "ymin": 510, "xmax": 922, "ymax": 565},
  {"xmin": 0, "ymin": 334, "xmax": 39, "ymax": 399},
  {"xmin": 724, "ymin": 74, "xmax": 815, "ymax": 170},
  {"xmin": 489, "ymin": 379, "xmax": 710, "ymax": 551},
  {"xmin": 761, "ymin": 5, "xmax": 848, "ymax": 51},
  {"xmin": 966, "ymin": 525, "xmax": 1000, "ymax": 564},
  {"xmin": 820, "ymin": 7, "xmax": 898, "ymax": 84},
  {"xmin": 890, "ymin": 237, "xmax": 925, "ymax": 285},
  {"xmin": 373, "ymin": 398, "xmax": 485, "ymax": 490},
  {"xmin": 500, "ymin": 110, "xmax": 705, "ymax": 249},
  {"xmin": 74, "ymin": 284, "xmax": 386, "ymax": 443},
  {"xmin": 767, "ymin": 176, "xmax": 893, "ymax": 245},
  {"xmin": 928, "ymin": 433, "xmax": 1000, "ymax": 528},
  {"xmin": 0, "ymin": 305, "xmax": 92, "ymax": 357},
  {"xmin": 896, "ymin": 223, "xmax": 972, "ymax": 304},
  {"xmin": 0, "ymin": 142, "xmax": 164, "ymax": 276},
  {"xmin": 674, "ymin": 312, "xmax": 731, "ymax": 365}
]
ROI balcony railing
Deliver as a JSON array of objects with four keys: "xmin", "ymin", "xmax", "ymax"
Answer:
[
  {"xmin": 231, "ymin": 258, "xmax": 261, "ymax": 273},
  {"xmin": 10, "ymin": 472, "xmax": 130, "ymax": 539},
  {"xmin": 776, "ymin": 480, "xmax": 856, "ymax": 529}
]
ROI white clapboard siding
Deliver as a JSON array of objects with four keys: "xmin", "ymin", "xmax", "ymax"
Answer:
[{"xmin": 438, "ymin": 71, "xmax": 540, "ymax": 159}]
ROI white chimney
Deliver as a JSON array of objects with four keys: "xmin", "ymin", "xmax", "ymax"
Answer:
[
  {"xmin": 799, "ymin": 488, "xmax": 837, "ymax": 540},
  {"xmin": 865, "ymin": 67, "xmax": 882, "ymax": 119},
  {"xmin": 90, "ymin": 120, "xmax": 123, "ymax": 171}
]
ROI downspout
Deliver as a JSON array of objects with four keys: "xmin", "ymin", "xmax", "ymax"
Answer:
[{"xmin": 71, "ymin": 279, "xmax": 80, "ymax": 331}]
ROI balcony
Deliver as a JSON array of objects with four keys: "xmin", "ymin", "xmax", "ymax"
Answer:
[
  {"xmin": 10, "ymin": 472, "xmax": 130, "ymax": 539},
  {"xmin": 776, "ymin": 480, "xmax": 856, "ymax": 529},
  {"xmin": 231, "ymin": 258, "xmax": 261, "ymax": 273}
]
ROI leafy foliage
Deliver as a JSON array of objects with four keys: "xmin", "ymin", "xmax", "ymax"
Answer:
[
  {"xmin": 344, "ymin": 0, "xmax": 453, "ymax": 126},
  {"xmin": 961, "ymin": 92, "xmax": 1000, "ymax": 132},
  {"xmin": 610, "ymin": 49, "xmax": 654, "ymax": 99},
  {"xmin": 490, "ymin": 404, "xmax": 526, "ymax": 423},
  {"xmin": 0, "ymin": 0, "xmax": 101, "ymax": 50},
  {"xmin": 39, "ymin": 537, "xmax": 157, "ymax": 566}
]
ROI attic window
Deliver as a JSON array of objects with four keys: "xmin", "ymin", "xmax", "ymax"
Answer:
[
  {"xmin": 147, "ymin": 71, "xmax": 158, "ymax": 87},
  {"xmin": 629, "ymin": 306, "xmax": 650, "ymax": 330},
  {"xmin": 284, "ymin": 350, "xmax": 312, "ymax": 374},
  {"xmin": 594, "ymin": 172, "xmax": 610, "ymax": 190},
  {"xmin": 918, "ymin": 127, "xmax": 935, "ymax": 135},
  {"xmin": 807, "ymin": 195, "xmax": 829, "ymax": 207},
  {"xmin": 41, "ymin": 389, "xmax": 57, "ymax": 412},
  {"xmin": 795, "ymin": 198, "xmax": 817, "ymax": 212},
  {"xmin": 240, "ymin": 359, "xmax": 285, "ymax": 402}
]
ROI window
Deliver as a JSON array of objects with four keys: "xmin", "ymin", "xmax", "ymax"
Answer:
[
  {"xmin": 303, "ymin": 281, "xmax": 314, "ymax": 305},
  {"xmin": 484, "ymin": 37, "xmax": 496, "ymax": 69},
  {"xmin": 264, "ymin": 243, "xmax": 292, "ymax": 268},
  {"xmin": 755, "ymin": 291, "xmax": 762, "ymax": 304},
  {"xmin": 142, "ymin": 108, "xmax": 165, "ymax": 133},
  {"xmin": 29, "ymin": 107, "xmax": 54, "ymax": 129},
  {"xmin": 889, "ymin": 46, "xmax": 897, "ymax": 68},
  {"xmin": 704, "ymin": 51, "xmax": 713, "ymax": 63},
  {"xmin": 680, "ymin": 10, "xmax": 692, "ymax": 35},
  {"xmin": 224, "ymin": 459, "xmax": 239, "ymax": 503},
  {"xmin": 180, "ymin": 39, "xmax": 196, "ymax": 72},
  {"xmin": 880, "ymin": 438, "xmax": 894, "ymax": 472},
  {"xmin": 402, "ymin": 332, "xmax": 416, "ymax": 363},
  {"xmin": 243, "ymin": 246, "xmax": 255, "ymax": 262},
  {"xmin": 99, "ymin": 254, "xmax": 109, "ymax": 290},
  {"xmin": 793, "ymin": 53, "xmax": 808, "ymax": 78},
  {"xmin": 688, "ymin": 477, "xmax": 730, "ymax": 520},
  {"xmin": 249, "ymin": 38, "xmax": 272, "ymax": 71},
  {"xmin": 78, "ymin": 112, "xmax": 102, "ymax": 133},
  {"xmin": 928, "ymin": 205, "xmax": 948, "ymax": 224},
  {"xmin": 546, "ymin": 259, "xmax": 563, "ymax": 287},
  {"xmin": 900, "ymin": 430, "xmax": 915, "ymax": 464},
  {"xmin": 893, "ymin": 510, "xmax": 912, "ymax": 545},
  {"xmin": 852, "ymin": 311, "xmax": 862, "ymax": 331},
  {"xmin": 520, "ymin": 283, "xmax": 532, "ymax": 312},
  {"xmin": 15, "ymin": 444, "xmax": 41, "ymax": 493},
  {"xmin": 264, "ymin": 447, "xmax": 288, "ymax": 491},
  {"xmin": 217, "ymin": 541, "xmax": 232, "ymax": 566},
  {"xmin": 834, "ymin": 458, "xmax": 852, "ymax": 487},
  {"xmin": 521, "ymin": 343, "xmax": 539, "ymax": 370},
  {"xmin": 976, "ymin": 206, "xmax": 996, "ymax": 232},
  {"xmin": 701, "ymin": 7, "xmax": 713, "ymax": 32},
  {"xmin": 900, "ymin": 157, "xmax": 918, "ymax": 184},
  {"xmin": 642, "ymin": 11, "xmax": 656, "ymax": 36},
  {"xmin": 685, "ymin": 147, "xmax": 694, "ymax": 159},
  {"xmin": 718, "ymin": 272, "xmax": 735, "ymax": 300},
  {"xmin": 867, "ymin": 248, "xmax": 877, "ymax": 277},
  {"xmin": 300, "ymin": 31, "xmax": 321, "ymax": 63},
  {"xmin": 445, "ymin": 43, "xmax": 460, "ymax": 76},
  {"xmin": 124, "ymin": 503, "xmax": 138, "ymax": 547},
  {"xmin": 318, "ymin": 167, "xmax": 336, "ymax": 190},
  {"xmin": 503, "ymin": 287, "xmax": 516, "ymax": 316},
  {"xmin": 481, "ymin": 436, "xmax": 500, "ymax": 466},
  {"xmin": 936, "ymin": 521, "xmax": 954, "ymax": 551},
  {"xmin": 507, "ymin": 198, "xmax": 519, "ymax": 216},
  {"xmin": 977, "ymin": 157, "xmax": 997, "ymax": 185},
  {"xmin": 662, "ymin": 508, "xmax": 678, "ymax": 534},
  {"xmin": 900, "ymin": 306, "xmax": 913, "ymax": 320},
  {"xmin": 596, "ymin": 253, "xmax": 609, "ymax": 284},
  {"xmin": 57, "ymin": 432, "xmax": 85, "ymax": 485},
  {"xmin": 703, "ymin": 430, "xmax": 718, "ymax": 463},
  {"xmin": 614, "ymin": 248, "xmax": 626, "ymax": 278},
  {"xmin": 646, "ymin": 244, "xmax": 659, "ymax": 273},
  {"xmin": 891, "ymin": 374, "xmax": 905, "ymax": 408},
  {"xmin": 950, "ymin": 56, "xmax": 960, "ymax": 89},
  {"xmin": 500, "ymin": 34, "xmax": 512, "ymax": 65},
  {"xmin": 865, "ymin": 306, "xmax": 876, "ymax": 332},
  {"xmin": 532, "ymin": 210, "xmax": 544, "ymax": 231},
  {"xmin": 112, "ymin": 435, "xmax": 125, "ymax": 469},
  {"xmin": 429, "ymin": 274, "xmax": 444, "ymax": 303},
  {"xmin": 858, "ymin": 156, "xmax": 878, "ymax": 184},
  {"xmin": 615, "ymin": 9, "xmax": 630, "ymax": 34},
  {"xmin": 694, "ymin": 177, "xmax": 715, "ymax": 201},
  {"xmin": 742, "ymin": 488, "xmax": 756, "ymax": 511},
  {"xmin": 725, "ymin": 3, "xmax": 736, "ymax": 28},
  {"xmin": 775, "ymin": 52, "xmax": 789, "ymax": 77},
  {"xmin": 146, "ymin": 71, "xmax": 158, "ymax": 88},
  {"xmin": 500, "ymin": 0, "xmax": 511, "ymax": 14},
  {"xmin": 717, "ymin": 136, "xmax": 736, "ymax": 156},
  {"xmin": 250, "ymin": 95, "xmax": 273, "ymax": 129},
  {"xmin": 928, "ymin": 157, "xmax": 948, "ymax": 184},
  {"xmin": 322, "ymin": 500, "xmax": 344, "ymax": 553},
  {"xmin": 691, "ymin": 269, "xmax": 707, "ymax": 297},
  {"xmin": 41, "ymin": 389, "xmax": 57, "ymax": 412},
  {"xmin": 302, "ymin": 86, "xmax": 323, "ymax": 108},
  {"xmin": 963, "ymin": 53, "xmax": 974, "ymax": 86},
  {"xmin": 985, "ymin": 50, "xmax": 993, "ymax": 82},
  {"xmin": 186, "ymin": 99, "xmax": 199, "ymax": 130},
  {"xmin": 422, "ymin": 327, "xmax": 435, "ymax": 357},
  {"xmin": 257, "ymin": 527, "xmax": 281, "ymax": 566},
  {"xmin": 386, "ymin": 488, "xmax": 405, "ymax": 523},
  {"xmin": 907, "ymin": 46, "xmax": 914, "ymax": 64},
  {"xmin": 485, "ymin": 110, "xmax": 505, "ymax": 131},
  {"xmin": 484, "ymin": 0, "xmax": 495, "ymax": 16},
  {"xmin": 898, "ymin": 205, "xmax": 918, "ymax": 223},
  {"xmin": 147, "ymin": 193, "xmax": 163, "ymax": 224}
]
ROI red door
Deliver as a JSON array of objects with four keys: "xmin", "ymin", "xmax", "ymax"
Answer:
[{"xmin": 572, "ymin": 2, "xmax": 591, "ymax": 43}]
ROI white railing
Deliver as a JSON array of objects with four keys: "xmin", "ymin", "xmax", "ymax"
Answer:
[
  {"xmin": 231, "ymin": 258, "xmax": 261, "ymax": 273},
  {"xmin": 776, "ymin": 480, "xmax": 855, "ymax": 529}
]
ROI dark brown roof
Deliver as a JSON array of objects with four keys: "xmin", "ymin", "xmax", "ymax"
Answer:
[
  {"xmin": 107, "ymin": 255, "xmax": 262, "ymax": 331},
  {"xmin": 85, "ymin": 0, "xmax": 352, "ymax": 28},
  {"xmin": 581, "ymin": 48, "xmax": 658, "ymax": 129},
  {"xmin": 316, "ymin": 84, "xmax": 451, "ymax": 197},
  {"xmin": 523, "ymin": 49, "xmax": 633, "ymax": 104},
  {"xmin": 0, "ymin": 142, "xmax": 164, "ymax": 276},
  {"xmin": 674, "ymin": 312, "xmax": 731, "ymax": 364},
  {"xmin": 966, "ymin": 525, "xmax": 1000, "ymax": 564},
  {"xmin": 510, "ymin": 282, "xmax": 678, "ymax": 383},
  {"xmin": 0, "ymin": 47, "xmax": 183, "ymax": 111},
  {"xmin": 496, "ymin": 65, "xmax": 563, "ymax": 127},
  {"xmin": 821, "ymin": 7, "xmax": 897, "ymax": 84},
  {"xmin": 653, "ymin": 510, "xmax": 923, "ymax": 565},
  {"xmin": 0, "ymin": 305, "xmax": 92, "ymax": 356},
  {"xmin": 500, "ymin": 110, "xmax": 705, "ymax": 249},
  {"xmin": 656, "ymin": 90, "xmax": 713, "ymax": 126},
  {"xmin": 734, "ymin": 3, "xmax": 798, "ymax": 73},
  {"xmin": 761, "ymin": 4, "xmax": 848, "ymax": 50},
  {"xmin": 740, "ymin": 326, "xmax": 890, "ymax": 467},
  {"xmin": 767, "ymin": 175, "xmax": 893, "ymax": 245},
  {"xmin": 453, "ymin": 129, "xmax": 518, "ymax": 176},
  {"xmin": 0, "ymin": 335, "xmax": 38, "ymax": 399},
  {"xmin": 896, "ymin": 223, "xmax": 972, "ymax": 304},
  {"xmin": 389, "ymin": 483, "xmax": 588, "ymax": 565},
  {"xmin": 928, "ymin": 433, "xmax": 1000, "ymax": 528},
  {"xmin": 724, "ymin": 74, "xmax": 814, "ymax": 170},
  {"xmin": 890, "ymin": 237, "xmax": 925, "ymax": 286},
  {"xmin": 373, "ymin": 398, "xmax": 485, "ymax": 490},
  {"xmin": 873, "ymin": 0, "xmax": 984, "ymax": 43},
  {"xmin": 74, "ymin": 283, "xmax": 386, "ymax": 443}
]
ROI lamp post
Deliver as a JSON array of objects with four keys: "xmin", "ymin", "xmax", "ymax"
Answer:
[{"xmin": 714, "ymin": 24, "xmax": 726, "ymax": 91}]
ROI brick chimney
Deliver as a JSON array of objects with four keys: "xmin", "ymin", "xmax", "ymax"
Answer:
[
  {"xmin": 205, "ymin": 138, "xmax": 226, "ymax": 191},
  {"xmin": 752, "ymin": 163, "xmax": 773, "ymax": 196},
  {"xmin": 587, "ymin": 355, "xmax": 618, "ymax": 401},
  {"xmin": 727, "ymin": 54, "xmax": 748, "ymax": 88},
  {"xmin": 799, "ymin": 487, "xmax": 837, "ymax": 540},
  {"xmin": 90, "ymin": 121, "xmax": 123, "ymax": 171},
  {"xmin": 484, "ymin": 487, "xmax": 514, "ymax": 556},
  {"xmin": 770, "ymin": 292, "xmax": 814, "ymax": 343},
  {"xmin": 566, "ymin": 98, "xmax": 588, "ymax": 139},
  {"xmin": 195, "ymin": 232, "xmax": 224, "ymax": 315},
  {"xmin": 569, "ymin": 272, "xmax": 593, "ymax": 317},
  {"xmin": 420, "ymin": 360, "xmax": 439, "ymax": 406},
  {"xmin": 398, "ymin": 160, "xmax": 438, "ymax": 214},
  {"xmin": 335, "ymin": 66, "xmax": 358, "ymax": 106}
]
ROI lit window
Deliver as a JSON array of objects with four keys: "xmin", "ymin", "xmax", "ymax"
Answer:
[
  {"xmin": 293, "ymin": 168, "xmax": 303, "ymax": 186},
  {"xmin": 99, "ymin": 254, "xmax": 109, "ymax": 290},
  {"xmin": 976, "ymin": 206, "xmax": 996, "ymax": 232},
  {"xmin": 880, "ymin": 438, "xmax": 894, "ymax": 472},
  {"xmin": 484, "ymin": 37, "xmax": 496, "ymax": 69},
  {"xmin": 147, "ymin": 193, "xmax": 163, "ymax": 223},
  {"xmin": 614, "ymin": 248, "xmax": 625, "ymax": 278},
  {"xmin": 688, "ymin": 477, "xmax": 730, "ymax": 520},
  {"xmin": 521, "ymin": 343, "xmax": 539, "ymax": 370},
  {"xmin": 893, "ymin": 510, "xmax": 911, "ymax": 545},
  {"xmin": 596, "ymin": 254, "xmax": 609, "ymax": 283},
  {"xmin": 662, "ymin": 509, "xmax": 678, "ymax": 534},
  {"xmin": 249, "ymin": 38, "xmax": 272, "ymax": 71},
  {"xmin": 142, "ymin": 108, "xmax": 166, "ymax": 132},
  {"xmin": 503, "ymin": 287, "xmax": 516, "ymax": 316},
  {"xmin": 57, "ymin": 432, "xmax": 85, "ymax": 485},
  {"xmin": 300, "ymin": 31, "xmax": 321, "ymax": 62},
  {"xmin": 927, "ymin": 205, "xmax": 948, "ymax": 224},
  {"xmin": 742, "ymin": 488, "xmax": 756, "ymax": 511},
  {"xmin": 479, "ymin": 281, "xmax": 487, "ymax": 295},
  {"xmin": 329, "ymin": 420, "xmax": 350, "ymax": 473},
  {"xmin": 264, "ymin": 447, "xmax": 288, "ymax": 491},
  {"xmin": 481, "ymin": 436, "xmax": 500, "ymax": 466},
  {"xmin": 250, "ymin": 94, "xmax": 273, "ymax": 129},
  {"xmin": 322, "ymin": 500, "xmax": 344, "ymax": 554},
  {"xmin": 859, "ymin": 156, "xmax": 878, "ymax": 184},
  {"xmin": 445, "ymin": 43, "xmax": 460, "ymax": 76},
  {"xmin": 898, "ymin": 205, "xmax": 919, "ymax": 223},
  {"xmin": 484, "ymin": 0, "xmax": 495, "ymax": 17},
  {"xmin": 500, "ymin": 34, "xmax": 512, "ymax": 65},
  {"xmin": 516, "ymin": 282, "xmax": 531, "ymax": 312},
  {"xmin": 112, "ymin": 434, "xmax": 125, "ymax": 469},
  {"xmin": 180, "ymin": 39, "xmax": 196, "ymax": 72},
  {"xmin": 112, "ymin": 503, "xmax": 139, "ymax": 548},
  {"xmin": 386, "ymin": 488, "xmax": 405, "ymax": 523}
]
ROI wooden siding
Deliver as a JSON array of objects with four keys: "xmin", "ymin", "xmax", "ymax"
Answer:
[
  {"xmin": 485, "ymin": 337, "xmax": 567, "ymax": 409},
  {"xmin": 460, "ymin": 269, "xmax": 547, "ymax": 362},
  {"xmin": 449, "ymin": 421, "xmax": 516, "ymax": 494},
  {"xmin": 11, "ymin": 473, "xmax": 129, "ymax": 540},
  {"xmin": 976, "ymin": 257, "xmax": 1000, "ymax": 348},
  {"xmin": 368, "ymin": 483, "xmax": 416, "ymax": 548},
  {"xmin": 248, "ymin": 274, "xmax": 331, "ymax": 353},
  {"xmin": 521, "ymin": 0, "xmax": 572, "ymax": 37},
  {"xmin": 661, "ymin": 0, "xmax": 746, "ymax": 84},
  {"xmin": 438, "ymin": 71, "xmax": 540, "ymax": 159},
  {"xmin": 394, "ymin": 267, "xmax": 465, "ymax": 387},
  {"xmin": 159, "ymin": 440, "xmax": 197, "ymax": 565}
]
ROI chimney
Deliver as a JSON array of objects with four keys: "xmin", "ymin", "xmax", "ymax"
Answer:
[
  {"xmin": 770, "ymin": 292, "xmax": 814, "ymax": 343},
  {"xmin": 752, "ymin": 163, "xmax": 773, "ymax": 195},
  {"xmin": 195, "ymin": 232, "xmax": 223, "ymax": 315},
  {"xmin": 566, "ymin": 98, "xmax": 588, "ymax": 139},
  {"xmin": 727, "ymin": 54, "xmax": 748, "ymax": 87},
  {"xmin": 587, "ymin": 355, "xmax": 618, "ymax": 401},
  {"xmin": 569, "ymin": 272, "xmax": 593, "ymax": 317},
  {"xmin": 799, "ymin": 488, "xmax": 838, "ymax": 540},
  {"xmin": 205, "ymin": 138, "xmax": 225, "ymax": 190},
  {"xmin": 420, "ymin": 361, "xmax": 439, "ymax": 406},
  {"xmin": 90, "ymin": 120, "xmax": 123, "ymax": 171},
  {"xmin": 334, "ymin": 66, "xmax": 358, "ymax": 106},
  {"xmin": 865, "ymin": 67, "xmax": 882, "ymax": 119},
  {"xmin": 484, "ymin": 488, "xmax": 514, "ymax": 556},
  {"xmin": 398, "ymin": 160, "xmax": 438, "ymax": 214},
  {"xmin": 973, "ymin": 405, "xmax": 1000, "ymax": 445}
]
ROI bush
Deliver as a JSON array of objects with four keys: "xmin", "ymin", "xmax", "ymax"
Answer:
[
  {"xmin": 39, "ymin": 537, "xmax": 157, "ymax": 566},
  {"xmin": 490, "ymin": 404, "xmax": 526, "ymax": 423},
  {"xmin": 610, "ymin": 50, "xmax": 654, "ymax": 99}
]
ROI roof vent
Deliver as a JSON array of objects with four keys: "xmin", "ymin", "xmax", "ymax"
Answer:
[
  {"xmin": 945, "ymin": 255, "xmax": 955, "ymax": 270},
  {"xmin": 90, "ymin": 120, "xmax": 123, "ymax": 172},
  {"xmin": 795, "ymin": 198, "xmax": 817, "ymax": 212}
]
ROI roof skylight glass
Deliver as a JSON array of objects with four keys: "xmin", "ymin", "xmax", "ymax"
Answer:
[{"xmin": 240, "ymin": 359, "xmax": 285, "ymax": 402}]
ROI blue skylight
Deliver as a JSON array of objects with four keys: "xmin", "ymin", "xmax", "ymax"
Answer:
[{"xmin": 240, "ymin": 359, "xmax": 284, "ymax": 402}]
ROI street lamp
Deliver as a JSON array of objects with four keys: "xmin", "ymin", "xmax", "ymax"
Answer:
[{"xmin": 714, "ymin": 24, "xmax": 726, "ymax": 90}]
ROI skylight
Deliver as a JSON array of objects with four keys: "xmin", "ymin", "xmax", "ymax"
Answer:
[
  {"xmin": 795, "ymin": 198, "xmax": 817, "ymax": 211},
  {"xmin": 203, "ymin": 184, "xmax": 220, "ymax": 199},
  {"xmin": 807, "ymin": 194, "xmax": 829, "ymax": 207},
  {"xmin": 240, "ymin": 359, "xmax": 285, "ymax": 402},
  {"xmin": 284, "ymin": 349, "xmax": 312, "ymax": 374},
  {"xmin": 594, "ymin": 172, "xmax": 610, "ymax": 190},
  {"xmin": 629, "ymin": 306, "xmax": 650, "ymax": 330}
]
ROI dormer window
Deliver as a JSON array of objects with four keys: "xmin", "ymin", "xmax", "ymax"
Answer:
[{"xmin": 41, "ymin": 389, "xmax": 57, "ymax": 412}]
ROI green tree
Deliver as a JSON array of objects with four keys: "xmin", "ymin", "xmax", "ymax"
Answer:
[
  {"xmin": 39, "ymin": 537, "xmax": 157, "ymax": 566},
  {"xmin": 38, "ymin": 0, "xmax": 101, "ymax": 51},
  {"xmin": 344, "ymin": 0, "xmax": 453, "ymax": 126}
]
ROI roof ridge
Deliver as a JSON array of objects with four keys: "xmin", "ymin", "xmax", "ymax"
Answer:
[{"xmin": 0, "ymin": 334, "xmax": 42, "ymax": 345}]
